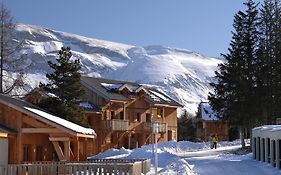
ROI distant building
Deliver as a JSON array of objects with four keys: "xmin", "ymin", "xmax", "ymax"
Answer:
[{"xmin": 193, "ymin": 102, "xmax": 228, "ymax": 141}]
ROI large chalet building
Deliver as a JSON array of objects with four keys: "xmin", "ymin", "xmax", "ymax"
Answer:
[
  {"xmin": 80, "ymin": 77, "xmax": 182, "ymax": 154},
  {"xmin": 21, "ymin": 76, "xmax": 182, "ymax": 160}
]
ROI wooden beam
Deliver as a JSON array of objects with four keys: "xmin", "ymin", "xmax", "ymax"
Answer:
[
  {"xmin": 73, "ymin": 140, "xmax": 79, "ymax": 161},
  {"xmin": 63, "ymin": 140, "xmax": 70, "ymax": 161},
  {"xmin": 0, "ymin": 132, "xmax": 8, "ymax": 137},
  {"xmin": 17, "ymin": 112, "xmax": 22, "ymax": 164},
  {"xmin": 22, "ymin": 128, "xmax": 63, "ymax": 133},
  {"xmin": 23, "ymin": 116, "xmax": 49, "ymax": 128},
  {"xmin": 51, "ymin": 141, "xmax": 65, "ymax": 161},
  {"xmin": 76, "ymin": 133, "xmax": 96, "ymax": 139},
  {"xmin": 49, "ymin": 137, "xmax": 70, "ymax": 142}
]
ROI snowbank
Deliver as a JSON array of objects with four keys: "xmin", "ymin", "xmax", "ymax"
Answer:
[{"xmin": 89, "ymin": 140, "xmax": 244, "ymax": 175}]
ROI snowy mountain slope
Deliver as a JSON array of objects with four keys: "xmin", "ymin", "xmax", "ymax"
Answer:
[{"xmin": 12, "ymin": 23, "xmax": 222, "ymax": 114}]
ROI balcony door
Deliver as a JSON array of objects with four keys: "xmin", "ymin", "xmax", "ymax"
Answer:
[{"xmin": 146, "ymin": 113, "xmax": 151, "ymax": 123}]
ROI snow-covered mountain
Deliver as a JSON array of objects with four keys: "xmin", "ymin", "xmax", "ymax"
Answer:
[{"xmin": 12, "ymin": 23, "xmax": 222, "ymax": 115}]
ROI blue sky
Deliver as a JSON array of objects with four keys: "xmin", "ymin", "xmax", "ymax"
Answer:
[{"xmin": 5, "ymin": 0, "xmax": 260, "ymax": 57}]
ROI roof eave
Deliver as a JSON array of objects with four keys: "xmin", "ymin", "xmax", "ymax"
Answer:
[{"xmin": 0, "ymin": 98, "xmax": 95, "ymax": 139}]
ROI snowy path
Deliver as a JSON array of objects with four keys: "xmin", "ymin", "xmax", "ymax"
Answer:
[
  {"xmin": 184, "ymin": 146, "xmax": 281, "ymax": 175},
  {"xmin": 90, "ymin": 140, "xmax": 281, "ymax": 175}
]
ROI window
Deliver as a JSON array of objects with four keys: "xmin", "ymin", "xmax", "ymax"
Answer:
[
  {"xmin": 23, "ymin": 144, "xmax": 30, "ymax": 162},
  {"xmin": 111, "ymin": 111, "xmax": 115, "ymax": 119},
  {"xmin": 120, "ymin": 111, "xmax": 124, "ymax": 120},
  {"xmin": 146, "ymin": 113, "xmax": 151, "ymax": 122},
  {"xmin": 137, "ymin": 113, "xmax": 141, "ymax": 122},
  {"xmin": 36, "ymin": 145, "xmax": 43, "ymax": 161}
]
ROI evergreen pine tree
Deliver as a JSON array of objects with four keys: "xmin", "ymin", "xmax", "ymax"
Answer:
[
  {"xmin": 177, "ymin": 110, "xmax": 196, "ymax": 141},
  {"xmin": 257, "ymin": 0, "xmax": 281, "ymax": 123},
  {"xmin": 209, "ymin": 0, "xmax": 260, "ymax": 148},
  {"xmin": 271, "ymin": 0, "xmax": 281, "ymax": 118},
  {"xmin": 38, "ymin": 47, "xmax": 86, "ymax": 126}
]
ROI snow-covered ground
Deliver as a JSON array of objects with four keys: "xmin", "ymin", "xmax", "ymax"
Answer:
[{"xmin": 90, "ymin": 140, "xmax": 281, "ymax": 175}]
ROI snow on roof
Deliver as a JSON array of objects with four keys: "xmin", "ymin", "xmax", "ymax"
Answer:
[
  {"xmin": 200, "ymin": 102, "xmax": 218, "ymax": 121},
  {"xmin": 79, "ymin": 101, "xmax": 101, "ymax": 112},
  {"xmin": 130, "ymin": 85, "xmax": 142, "ymax": 91},
  {"xmin": 252, "ymin": 125, "xmax": 281, "ymax": 132},
  {"xmin": 80, "ymin": 102, "xmax": 94, "ymax": 109},
  {"xmin": 24, "ymin": 107, "xmax": 96, "ymax": 135},
  {"xmin": 101, "ymin": 82, "xmax": 143, "ymax": 93},
  {"xmin": 147, "ymin": 91, "xmax": 161, "ymax": 102},
  {"xmin": 149, "ymin": 90, "xmax": 171, "ymax": 102},
  {"xmin": 101, "ymin": 83, "xmax": 123, "ymax": 91},
  {"xmin": 135, "ymin": 86, "xmax": 146, "ymax": 93}
]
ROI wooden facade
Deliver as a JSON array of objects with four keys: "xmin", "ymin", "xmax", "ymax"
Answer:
[
  {"xmin": 23, "ymin": 77, "xmax": 182, "ymax": 156},
  {"xmin": 195, "ymin": 120, "xmax": 229, "ymax": 141},
  {"xmin": 0, "ymin": 94, "xmax": 96, "ymax": 164},
  {"xmin": 81, "ymin": 77, "xmax": 181, "ymax": 153},
  {"xmin": 194, "ymin": 102, "xmax": 229, "ymax": 141}
]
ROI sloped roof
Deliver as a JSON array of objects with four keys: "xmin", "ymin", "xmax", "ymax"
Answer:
[
  {"xmin": 144, "ymin": 87, "xmax": 182, "ymax": 107},
  {"xmin": 199, "ymin": 102, "xmax": 219, "ymax": 121},
  {"xmin": 79, "ymin": 101, "xmax": 101, "ymax": 112},
  {"xmin": 0, "ymin": 123, "xmax": 16, "ymax": 134},
  {"xmin": 0, "ymin": 93, "xmax": 96, "ymax": 138},
  {"xmin": 81, "ymin": 76, "xmax": 182, "ymax": 107},
  {"xmin": 81, "ymin": 77, "xmax": 129, "ymax": 102}
]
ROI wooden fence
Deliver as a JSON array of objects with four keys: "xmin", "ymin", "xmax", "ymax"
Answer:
[
  {"xmin": 89, "ymin": 159, "xmax": 151, "ymax": 174},
  {"xmin": 0, "ymin": 159, "xmax": 150, "ymax": 175}
]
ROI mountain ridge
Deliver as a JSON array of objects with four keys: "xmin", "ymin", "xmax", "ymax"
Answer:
[{"xmin": 11, "ymin": 23, "xmax": 222, "ymax": 115}]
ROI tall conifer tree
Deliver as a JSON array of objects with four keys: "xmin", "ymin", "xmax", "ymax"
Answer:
[
  {"xmin": 38, "ymin": 47, "xmax": 86, "ymax": 126},
  {"xmin": 257, "ymin": 0, "xmax": 281, "ymax": 123},
  {"xmin": 209, "ymin": 0, "xmax": 260, "ymax": 148}
]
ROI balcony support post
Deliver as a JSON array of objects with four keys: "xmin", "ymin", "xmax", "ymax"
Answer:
[
  {"xmin": 123, "ymin": 102, "xmax": 126, "ymax": 120},
  {"xmin": 128, "ymin": 132, "xmax": 132, "ymax": 149}
]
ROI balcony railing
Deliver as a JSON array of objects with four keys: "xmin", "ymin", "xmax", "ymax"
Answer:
[
  {"xmin": 158, "ymin": 122, "xmax": 168, "ymax": 133},
  {"xmin": 101, "ymin": 119, "xmax": 129, "ymax": 131},
  {"xmin": 142, "ymin": 122, "xmax": 167, "ymax": 133}
]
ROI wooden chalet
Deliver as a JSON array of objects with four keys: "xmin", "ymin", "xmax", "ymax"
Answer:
[
  {"xmin": 194, "ymin": 102, "xmax": 228, "ymax": 141},
  {"xmin": 80, "ymin": 76, "xmax": 182, "ymax": 153},
  {"xmin": 0, "ymin": 93, "xmax": 96, "ymax": 164}
]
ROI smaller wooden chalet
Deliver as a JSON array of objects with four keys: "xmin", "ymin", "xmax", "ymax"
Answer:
[
  {"xmin": 0, "ymin": 93, "xmax": 96, "ymax": 164},
  {"xmin": 80, "ymin": 76, "xmax": 182, "ymax": 153},
  {"xmin": 194, "ymin": 102, "xmax": 228, "ymax": 141}
]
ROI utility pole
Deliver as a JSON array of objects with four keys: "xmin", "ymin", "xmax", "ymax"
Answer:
[{"xmin": 152, "ymin": 118, "xmax": 158, "ymax": 175}]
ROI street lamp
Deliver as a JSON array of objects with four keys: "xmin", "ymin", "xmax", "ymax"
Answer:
[{"xmin": 152, "ymin": 118, "xmax": 158, "ymax": 175}]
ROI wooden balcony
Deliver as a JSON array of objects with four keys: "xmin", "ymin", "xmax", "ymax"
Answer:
[
  {"xmin": 142, "ymin": 122, "xmax": 167, "ymax": 133},
  {"xmin": 101, "ymin": 119, "xmax": 129, "ymax": 131},
  {"xmin": 158, "ymin": 122, "xmax": 167, "ymax": 133}
]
